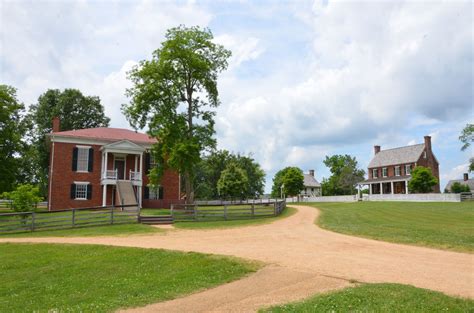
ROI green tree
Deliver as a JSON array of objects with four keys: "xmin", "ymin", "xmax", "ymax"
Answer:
[
  {"xmin": 271, "ymin": 167, "xmax": 304, "ymax": 198},
  {"xmin": 217, "ymin": 163, "xmax": 249, "ymax": 199},
  {"xmin": 28, "ymin": 89, "xmax": 110, "ymax": 196},
  {"xmin": 459, "ymin": 123, "xmax": 474, "ymax": 172},
  {"xmin": 408, "ymin": 166, "xmax": 438, "ymax": 193},
  {"xmin": 2, "ymin": 184, "xmax": 43, "ymax": 212},
  {"xmin": 322, "ymin": 154, "xmax": 365, "ymax": 196},
  {"xmin": 0, "ymin": 85, "xmax": 29, "ymax": 193},
  {"xmin": 449, "ymin": 182, "xmax": 471, "ymax": 193},
  {"xmin": 123, "ymin": 25, "xmax": 231, "ymax": 203}
]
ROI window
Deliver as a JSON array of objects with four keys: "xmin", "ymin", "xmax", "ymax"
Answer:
[
  {"xmin": 72, "ymin": 146, "xmax": 93, "ymax": 172},
  {"xmin": 382, "ymin": 167, "xmax": 388, "ymax": 177},
  {"xmin": 405, "ymin": 164, "xmax": 411, "ymax": 175},
  {"xmin": 372, "ymin": 169, "xmax": 378, "ymax": 178},
  {"xmin": 395, "ymin": 166, "xmax": 401, "ymax": 176},
  {"xmin": 147, "ymin": 186, "xmax": 164, "ymax": 200},
  {"xmin": 71, "ymin": 182, "xmax": 90, "ymax": 200}
]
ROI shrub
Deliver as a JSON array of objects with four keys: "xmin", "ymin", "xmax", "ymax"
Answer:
[
  {"xmin": 450, "ymin": 182, "xmax": 471, "ymax": 193},
  {"xmin": 3, "ymin": 184, "xmax": 43, "ymax": 212}
]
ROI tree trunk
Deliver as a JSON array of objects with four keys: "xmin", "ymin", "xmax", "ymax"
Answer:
[{"xmin": 184, "ymin": 170, "xmax": 194, "ymax": 204}]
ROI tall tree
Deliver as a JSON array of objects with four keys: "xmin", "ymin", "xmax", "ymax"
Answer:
[
  {"xmin": 217, "ymin": 163, "xmax": 249, "ymax": 199},
  {"xmin": 28, "ymin": 89, "xmax": 110, "ymax": 196},
  {"xmin": 123, "ymin": 25, "xmax": 231, "ymax": 203},
  {"xmin": 322, "ymin": 154, "xmax": 365, "ymax": 196},
  {"xmin": 194, "ymin": 150, "xmax": 265, "ymax": 200},
  {"xmin": 0, "ymin": 85, "xmax": 29, "ymax": 193},
  {"xmin": 408, "ymin": 166, "xmax": 438, "ymax": 193},
  {"xmin": 271, "ymin": 167, "xmax": 304, "ymax": 198},
  {"xmin": 459, "ymin": 123, "xmax": 474, "ymax": 172}
]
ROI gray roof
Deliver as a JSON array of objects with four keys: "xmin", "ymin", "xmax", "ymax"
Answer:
[
  {"xmin": 304, "ymin": 174, "xmax": 321, "ymax": 187},
  {"xmin": 444, "ymin": 179, "xmax": 474, "ymax": 191},
  {"xmin": 368, "ymin": 144, "xmax": 425, "ymax": 168}
]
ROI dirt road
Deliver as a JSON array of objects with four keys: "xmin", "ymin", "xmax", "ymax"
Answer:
[{"xmin": 1, "ymin": 205, "xmax": 473, "ymax": 312}]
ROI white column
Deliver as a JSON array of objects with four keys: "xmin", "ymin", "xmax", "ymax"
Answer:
[
  {"xmin": 391, "ymin": 181, "xmax": 394, "ymax": 194},
  {"xmin": 379, "ymin": 182, "xmax": 382, "ymax": 194},
  {"xmin": 139, "ymin": 152, "xmax": 143, "ymax": 175},
  {"xmin": 102, "ymin": 184, "xmax": 107, "ymax": 206},
  {"xmin": 104, "ymin": 151, "xmax": 108, "ymax": 177},
  {"xmin": 138, "ymin": 186, "xmax": 142, "ymax": 208},
  {"xmin": 369, "ymin": 184, "xmax": 372, "ymax": 195},
  {"xmin": 134, "ymin": 155, "xmax": 138, "ymax": 173},
  {"xmin": 405, "ymin": 180, "xmax": 409, "ymax": 194}
]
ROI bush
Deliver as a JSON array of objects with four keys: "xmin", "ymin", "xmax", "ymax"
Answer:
[
  {"xmin": 450, "ymin": 182, "xmax": 471, "ymax": 193},
  {"xmin": 2, "ymin": 184, "xmax": 43, "ymax": 212}
]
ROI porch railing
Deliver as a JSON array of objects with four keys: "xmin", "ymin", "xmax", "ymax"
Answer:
[
  {"xmin": 129, "ymin": 170, "xmax": 141, "ymax": 181},
  {"xmin": 102, "ymin": 169, "xmax": 118, "ymax": 180}
]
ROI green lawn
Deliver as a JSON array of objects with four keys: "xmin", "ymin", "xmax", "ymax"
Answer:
[
  {"xmin": 0, "ymin": 243, "xmax": 260, "ymax": 312},
  {"xmin": 261, "ymin": 283, "xmax": 474, "ymax": 312},
  {"xmin": 310, "ymin": 202, "xmax": 474, "ymax": 252},
  {"xmin": 0, "ymin": 222, "xmax": 161, "ymax": 238},
  {"xmin": 174, "ymin": 206, "xmax": 296, "ymax": 229}
]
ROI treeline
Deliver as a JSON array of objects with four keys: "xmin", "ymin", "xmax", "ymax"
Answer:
[{"xmin": 0, "ymin": 85, "xmax": 110, "ymax": 196}]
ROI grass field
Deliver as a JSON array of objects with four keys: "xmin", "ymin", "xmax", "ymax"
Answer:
[
  {"xmin": 310, "ymin": 202, "xmax": 474, "ymax": 252},
  {"xmin": 0, "ymin": 243, "xmax": 260, "ymax": 312},
  {"xmin": 174, "ymin": 206, "xmax": 296, "ymax": 229},
  {"xmin": 261, "ymin": 283, "xmax": 474, "ymax": 312},
  {"xmin": 0, "ymin": 222, "xmax": 161, "ymax": 238}
]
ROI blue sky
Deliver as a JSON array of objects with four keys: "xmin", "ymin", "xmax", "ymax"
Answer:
[{"xmin": 1, "ymin": 0, "xmax": 472, "ymax": 192}]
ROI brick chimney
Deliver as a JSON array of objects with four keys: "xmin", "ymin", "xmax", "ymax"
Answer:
[
  {"xmin": 52, "ymin": 117, "xmax": 60, "ymax": 132},
  {"xmin": 374, "ymin": 145, "xmax": 381, "ymax": 155},
  {"xmin": 424, "ymin": 136, "xmax": 432, "ymax": 152},
  {"xmin": 464, "ymin": 173, "xmax": 469, "ymax": 181},
  {"xmin": 309, "ymin": 169, "xmax": 315, "ymax": 177}
]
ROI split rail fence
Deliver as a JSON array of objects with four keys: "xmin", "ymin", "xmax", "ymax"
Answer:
[
  {"xmin": 171, "ymin": 200, "xmax": 286, "ymax": 222},
  {"xmin": 0, "ymin": 204, "xmax": 139, "ymax": 234}
]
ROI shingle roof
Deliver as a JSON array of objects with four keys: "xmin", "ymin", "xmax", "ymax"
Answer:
[
  {"xmin": 304, "ymin": 174, "xmax": 321, "ymax": 187},
  {"xmin": 50, "ymin": 127, "xmax": 157, "ymax": 144},
  {"xmin": 444, "ymin": 179, "xmax": 474, "ymax": 191},
  {"xmin": 368, "ymin": 144, "xmax": 425, "ymax": 168}
]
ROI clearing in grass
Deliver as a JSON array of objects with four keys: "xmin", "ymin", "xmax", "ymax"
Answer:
[
  {"xmin": 0, "ymin": 243, "xmax": 260, "ymax": 312},
  {"xmin": 310, "ymin": 201, "xmax": 473, "ymax": 252},
  {"xmin": 261, "ymin": 283, "xmax": 474, "ymax": 313}
]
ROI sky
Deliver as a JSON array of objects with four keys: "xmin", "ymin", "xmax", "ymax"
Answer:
[{"xmin": 1, "ymin": 0, "xmax": 473, "ymax": 193}]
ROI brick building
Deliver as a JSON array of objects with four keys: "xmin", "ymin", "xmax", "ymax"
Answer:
[
  {"xmin": 361, "ymin": 136, "xmax": 440, "ymax": 194},
  {"xmin": 47, "ymin": 118, "xmax": 180, "ymax": 211}
]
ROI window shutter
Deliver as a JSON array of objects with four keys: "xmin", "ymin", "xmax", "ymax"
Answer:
[
  {"xmin": 145, "ymin": 153, "xmax": 151, "ymax": 173},
  {"xmin": 159, "ymin": 186, "xmax": 164, "ymax": 200},
  {"xmin": 87, "ymin": 185, "xmax": 92, "ymax": 200},
  {"xmin": 88, "ymin": 148, "xmax": 94, "ymax": 172},
  {"xmin": 72, "ymin": 147, "xmax": 78, "ymax": 171},
  {"xmin": 70, "ymin": 184, "xmax": 76, "ymax": 199},
  {"xmin": 144, "ymin": 186, "xmax": 149, "ymax": 199}
]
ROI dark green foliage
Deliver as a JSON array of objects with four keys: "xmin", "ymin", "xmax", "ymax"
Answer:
[
  {"xmin": 321, "ymin": 154, "xmax": 365, "ymax": 196},
  {"xmin": 28, "ymin": 89, "xmax": 110, "ymax": 196},
  {"xmin": 262, "ymin": 283, "xmax": 474, "ymax": 313},
  {"xmin": 194, "ymin": 150, "xmax": 265, "ymax": 200},
  {"xmin": 271, "ymin": 167, "xmax": 304, "ymax": 197},
  {"xmin": 217, "ymin": 163, "xmax": 249, "ymax": 199},
  {"xmin": 123, "ymin": 25, "xmax": 231, "ymax": 203},
  {"xmin": 311, "ymin": 202, "xmax": 474, "ymax": 252},
  {"xmin": 408, "ymin": 166, "xmax": 438, "ymax": 193},
  {"xmin": 0, "ymin": 85, "xmax": 29, "ymax": 193},
  {"xmin": 0, "ymin": 243, "xmax": 258, "ymax": 312},
  {"xmin": 1, "ymin": 184, "xmax": 42, "ymax": 212},
  {"xmin": 449, "ymin": 182, "xmax": 471, "ymax": 193}
]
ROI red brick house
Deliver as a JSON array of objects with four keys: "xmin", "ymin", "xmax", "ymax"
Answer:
[
  {"xmin": 47, "ymin": 118, "xmax": 180, "ymax": 211},
  {"xmin": 361, "ymin": 136, "xmax": 440, "ymax": 194}
]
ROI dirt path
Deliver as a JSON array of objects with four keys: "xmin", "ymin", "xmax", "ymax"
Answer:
[{"xmin": 1, "ymin": 205, "xmax": 473, "ymax": 312}]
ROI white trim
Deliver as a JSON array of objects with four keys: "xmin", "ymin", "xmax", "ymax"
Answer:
[
  {"xmin": 48, "ymin": 142, "xmax": 55, "ymax": 211},
  {"xmin": 75, "ymin": 145, "xmax": 91, "ymax": 149},
  {"xmin": 382, "ymin": 167, "xmax": 388, "ymax": 178},
  {"xmin": 74, "ymin": 182, "xmax": 89, "ymax": 200},
  {"xmin": 395, "ymin": 166, "xmax": 401, "ymax": 177},
  {"xmin": 49, "ymin": 135, "xmax": 154, "ymax": 149},
  {"xmin": 73, "ymin": 181, "xmax": 90, "ymax": 184}
]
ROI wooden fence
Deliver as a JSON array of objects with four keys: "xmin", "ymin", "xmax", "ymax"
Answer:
[
  {"xmin": 0, "ymin": 204, "xmax": 139, "ymax": 234},
  {"xmin": 460, "ymin": 192, "xmax": 474, "ymax": 201},
  {"xmin": 171, "ymin": 200, "xmax": 286, "ymax": 222}
]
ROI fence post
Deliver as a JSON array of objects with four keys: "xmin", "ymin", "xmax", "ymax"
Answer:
[
  {"xmin": 31, "ymin": 212, "xmax": 35, "ymax": 232},
  {"xmin": 110, "ymin": 207, "xmax": 114, "ymax": 224},
  {"xmin": 224, "ymin": 205, "xmax": 228, "ymax": 220},
  {"xmin": 72, "ymin": 209, "xmax": 76, "ymax": 227},
  {"xmin": 194, "ymin": 205, "xmax": 198, "ymax": 221},
  {"xmin": 170, "ymin": 204, "xmax": 174, "ymax": 218},
  {"xmin": 251, "ymin": 203, "xmax": 255, "ymax": 218},
  {"xmin": 274, "ymin": 202, "xmax": 277, "ymax": 216}
]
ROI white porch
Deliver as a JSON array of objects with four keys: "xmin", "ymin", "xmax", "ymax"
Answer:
[{"xmin": 99, "ymin": 140, "xmax": 146, "ymax": 207}]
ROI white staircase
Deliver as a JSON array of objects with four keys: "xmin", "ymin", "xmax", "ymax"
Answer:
[{"xmin": 116, "ymin": 181, "xmax": 138, "ymax": 211}]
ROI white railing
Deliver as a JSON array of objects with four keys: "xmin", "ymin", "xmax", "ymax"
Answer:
[
  {"xmin": 129, "ymin": 170, "xmax": 141, "ymax": 181},
  {"xmin": 102, "ymin": 169, "xmax": 118, "ymax": 180}
]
